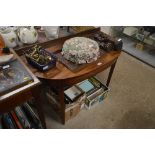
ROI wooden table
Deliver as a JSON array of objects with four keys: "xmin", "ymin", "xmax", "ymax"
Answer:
[
  {"xmin": 18, "ymin": 27, "xmax": 121, "ymax": 124},
  {"xmin": 0, "ymin": 50, "xmax": 46, "ymax": 128}
]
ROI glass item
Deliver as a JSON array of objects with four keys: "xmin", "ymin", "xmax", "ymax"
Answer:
[
  {"xmin": 0, "ymin": 59, "xmax": 33, "ymax": 96},
  {"xmin": 0, "ymin": 27, "xmax": 17, "ymax": 48},
  {"xmin": 43, "ymin": 26, "xmax": 59, "ymax": 39},
  {"xmin": 18, "ymin": 26, "xmax": 38, "ymax": 44}
]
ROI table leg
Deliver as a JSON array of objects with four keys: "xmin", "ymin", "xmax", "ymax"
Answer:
[
  {"xmin": 32, "ymin": 86, "xmax": 47, "ymax": 129},
  {"xmin": 58, "ymin": 84, "xmax": 65, "ymax": 124},
  {"xmin": 67, "ymin": 26, "xmax": 70, "ymax": 32},
  {"xmin": 106, "ymin": 61, "xmax": 117, "ymax": 87}
]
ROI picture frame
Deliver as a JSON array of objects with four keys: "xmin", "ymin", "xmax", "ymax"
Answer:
[{"xmin": 64, "ymin": 85, "xmax": 84, "ymax": 102}]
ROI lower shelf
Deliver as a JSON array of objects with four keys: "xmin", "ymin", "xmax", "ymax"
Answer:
[
  {"xmin": 0, "ymin": 100, "xmax": 43, "ymax": 129},
  {"xmin": 45, "ymin": 77, "xmax": 109, "ymax": 123}
]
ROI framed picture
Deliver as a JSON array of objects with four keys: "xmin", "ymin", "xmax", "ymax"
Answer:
[
  {"xmin": 64, "ymin": 86, "xmax": 84, "ymax": 102},
  {"xmin": 77, "ymin": 79, "xmax": 95, "ymax": 93},
  {"xmin": 76, "ymin": 79, "xmax": 99, "ymax": 96}
]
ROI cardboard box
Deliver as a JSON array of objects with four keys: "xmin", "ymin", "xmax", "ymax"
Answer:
[
  {"xmin": 45, "ymin": 86, "xmax": 86, "ymax": 122},
  {"xmin": 65, "ymin": 102, "xmax": 81, "ymax": 122},
  {"xmin": 85, "ymin": 87, "xmax": 108, "ymax": 109},
  {"xmin": 65, "ymin": 94, "xmax": 86, "ymax": 122},
  {"xmin": 76, "ymin": 77, "xmax": 109, "ymax": 109}
]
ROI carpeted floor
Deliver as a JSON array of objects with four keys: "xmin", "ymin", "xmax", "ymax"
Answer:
[{"xmin": 43, "ymin": 52, "xmax": 155, "ymax": 129}]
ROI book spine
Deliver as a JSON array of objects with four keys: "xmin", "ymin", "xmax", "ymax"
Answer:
[
  {"xmin": 22, "ymin": 103, "xmax": 42, "ymax": 128},
  {"xmin": 2, "ymin": 113, "xmax": 17, "ymax": 129},
  {"xmin": 0, "ymin": 115, "xmax": 2, "ymax": 129},
  {"xmin": 15, "ymin": 107, "xmax": 31, "ymax": 129},
  {"xmin": 10, "ymin": 111, "xmax": 23, "ymax": 129}
]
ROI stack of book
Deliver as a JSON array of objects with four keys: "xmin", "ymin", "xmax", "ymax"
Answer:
[
  {"xmin": 1, "ymin": 102, "xmax": 43, "ymax": 129},
  {"xmin": 76, "ymin": 77, "xmax": 109, "ymax": 109}
]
